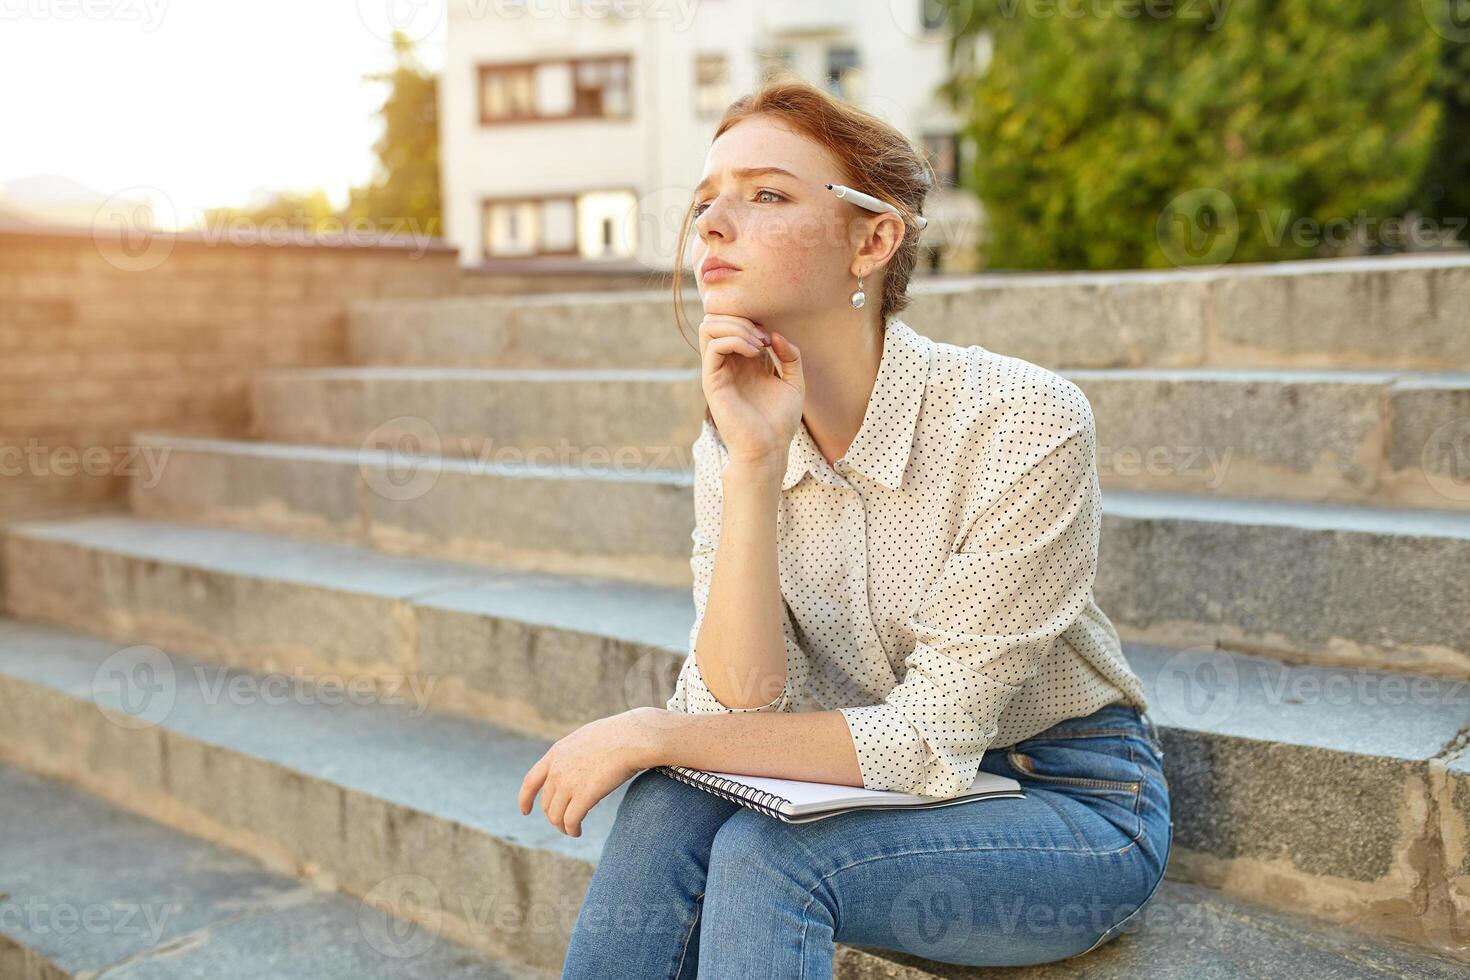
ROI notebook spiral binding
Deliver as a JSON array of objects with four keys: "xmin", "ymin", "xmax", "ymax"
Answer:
[{"xmin": 654, "ymin": 765, "xmax": 790, "ymax": 819}]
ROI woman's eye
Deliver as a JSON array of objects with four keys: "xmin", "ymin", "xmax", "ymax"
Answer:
[{"xmin": 692, "ymin": 189, "xmax": 785, "ymax": 217}]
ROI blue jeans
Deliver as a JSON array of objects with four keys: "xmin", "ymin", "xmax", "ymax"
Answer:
[{"xmin": 561, "ymin": 701, "xmax": 1172, "ymax": 977}]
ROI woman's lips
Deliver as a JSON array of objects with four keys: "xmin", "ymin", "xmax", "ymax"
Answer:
[{"xmin": 701, "ymin": 266, "xmax": 741, "ymax": 283}]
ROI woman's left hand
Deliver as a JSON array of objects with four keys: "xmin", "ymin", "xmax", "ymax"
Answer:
[{"xmin": 518, "ymin": 707, "xmax": 665, "ymax": 837}]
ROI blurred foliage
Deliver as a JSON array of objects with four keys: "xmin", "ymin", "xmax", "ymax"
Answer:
[
  {"xmin": 939, "ymin": 0, "xmax": 1453, "ymax": 269},
  {"xmin": 346, "ymin": 30, "xmax": 442, "ymax": 239},
  {"xmin": 1414, "ymin": 16, "xmax": 1470, "ymax": 230},
  {"xmin": 202, "ymin": 31, "xmax": 441, "ymax": 241}
]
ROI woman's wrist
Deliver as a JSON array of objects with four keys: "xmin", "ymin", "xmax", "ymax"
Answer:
[
  {"xmin": 627, "ymin": 707, "xmax": 676, "ymax": 768},
  {"xmin": 723, "ymin": 454, "xmax": 786, "ymax": 491}
]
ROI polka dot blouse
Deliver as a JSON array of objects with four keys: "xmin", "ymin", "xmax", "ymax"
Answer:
[{"xmin": 665, "ymin": 316, "xmax": 1150, "ymax": 799}]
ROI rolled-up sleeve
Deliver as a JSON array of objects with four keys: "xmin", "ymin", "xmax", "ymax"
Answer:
[
  {"xmin": 837, "ymin": 406, "xmax": 1101, "ymax": 798},
  {"xmin": 666, "ymin": 418, "xmax": 809, "ymax": 714}
]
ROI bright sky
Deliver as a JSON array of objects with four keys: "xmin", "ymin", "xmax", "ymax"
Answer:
[{"xmin": 0, "ymin": 0, "xmax": 448, "ymax": 223}]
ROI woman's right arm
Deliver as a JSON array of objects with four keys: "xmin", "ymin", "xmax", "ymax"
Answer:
[{"xmin": 666, "ymin": 315, "xmax": 808, "ymax": 713}]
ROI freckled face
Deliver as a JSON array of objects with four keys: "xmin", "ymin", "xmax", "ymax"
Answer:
[{"xmin": 691, "ymin": 116, "xmax": 859, "ymax": 324}]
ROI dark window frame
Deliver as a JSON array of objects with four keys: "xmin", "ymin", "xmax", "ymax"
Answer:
[{"xmin": 477, "ymin": 54, "xmax": 634, "ymax": 126}]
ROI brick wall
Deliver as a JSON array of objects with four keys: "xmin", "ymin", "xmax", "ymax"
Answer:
[{"xmin": 0, "ymin": 226, "xmax": 462, "ymax": 522}]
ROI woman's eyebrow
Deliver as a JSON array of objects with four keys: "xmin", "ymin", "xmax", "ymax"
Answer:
[{"xmin": 694, "ymin": 166, "xmax": 803, "ymax": 197}]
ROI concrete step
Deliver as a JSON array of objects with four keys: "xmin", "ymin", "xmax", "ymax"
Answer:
[
  {"xmin": 347, "ymin": 254, "xmax": 1470, "ymax": 371},
  {"xmin": 1095, "ymin": 489, "xmax": 1470, "ymax": 678},
  {"xmin": 124, "ymin": 430, "xmax": 694, "ymax": 588},
  {"xmin": 1071, "ymin": 367, "xmax": 1470, "ymax": 511},
  {"xmin": 0, "ymin": 762, "xmax": 550, "ymax": 979},
  {"xmin": 246, "ymin": 366, "xmax": 704, "ymax": 472},
  {"xmin": 0, "ymin": 513, "xmax": 688, "ymax": 741},
  {"xmin": 1, "ymin": 617, "xmax": 1466, "ymax": 970},
  {"xmin": 115, "ymin": 431, "xmax": 1470, "ymax": 675},
  {"xmin": 1, "ymin": 514, "xmax": 1469, "ymax": 950},
  {"xmin": 243, "ymin": 364, "xmax": 1470, "ymax": 511}
]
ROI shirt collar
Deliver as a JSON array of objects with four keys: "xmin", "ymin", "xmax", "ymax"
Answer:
[{"xmin": 782, "ymin": 317, "xmax": 932, "ymax": 492}]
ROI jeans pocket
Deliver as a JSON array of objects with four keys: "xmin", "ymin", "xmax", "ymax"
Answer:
[{"xmin": 1006, "ymin": 734, "xmax": 1145, "ymax": 795}]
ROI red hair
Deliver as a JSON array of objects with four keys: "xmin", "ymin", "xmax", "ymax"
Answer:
[{"xmin": 673, "ymin": 75, "xmax": 935, "ymax": 350}]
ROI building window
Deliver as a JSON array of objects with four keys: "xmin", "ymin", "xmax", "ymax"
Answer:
[
  {"xmin": 479, "ymin": 55, "xmax": 633, "ymax": 125},
  {"xmin": 826, "ymin": 46, "xmax": 861, "ymax": 101},
  {"xmin": 920, "ymin": 131, "xmax": 962, "ymax": 188},
  {"xmin": 481, "ymin": 65, "xmax": 537, "ymax": 121},
  {"xmin": 695, "ymin": 53, "xmax": 729, "ymax": 119},
  {"xmin": 481, "ymin": 190, "xmax": 638, "ymax": 260}
]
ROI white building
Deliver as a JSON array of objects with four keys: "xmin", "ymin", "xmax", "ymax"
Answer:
[{"xmin": 438, "ymin": 0, "xmax": 984, "ymax": 275}]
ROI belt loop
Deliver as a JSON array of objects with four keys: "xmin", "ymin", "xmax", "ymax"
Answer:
[{"xmin": 1142, "ymin": 711, "xmax": 1164, "ymax": 755}]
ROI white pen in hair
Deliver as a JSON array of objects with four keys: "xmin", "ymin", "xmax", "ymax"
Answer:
[{"xmin": 825, "ymin": 183, "xmax": 928, "ymax": 229}]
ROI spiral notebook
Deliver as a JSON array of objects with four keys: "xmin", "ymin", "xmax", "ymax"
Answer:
[{"xmin": 653, "ymin": 765, "xmax": 1025, "ymax": 824}]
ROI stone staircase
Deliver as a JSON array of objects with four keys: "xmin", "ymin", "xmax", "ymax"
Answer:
[{"xmin": 3, "ymin": 253, "xmax": 1470, "ymax": 976}]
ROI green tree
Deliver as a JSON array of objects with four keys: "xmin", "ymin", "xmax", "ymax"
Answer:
[
  {"xmin": 346, "ymin": 29, "xmax": 442, "ymax": 239},
  {"xmin": 1414, "ymin": 9, "xmax": 1470, "ymax": 241},
  {"xmin": 941, "ymin": 0, "xmax": 1443, "ymax": 269}
]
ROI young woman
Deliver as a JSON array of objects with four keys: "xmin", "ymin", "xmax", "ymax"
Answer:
[{"xmin": 526, "ymin": 79, "xmax": 1172, "ymax": 977}]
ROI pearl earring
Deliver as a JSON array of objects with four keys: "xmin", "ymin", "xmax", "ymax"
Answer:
[{"xmin": 850, "ymin": 272, "xmax": 866, "ymax": 309}]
